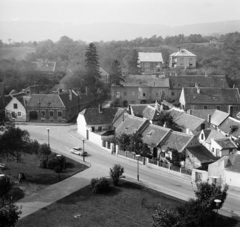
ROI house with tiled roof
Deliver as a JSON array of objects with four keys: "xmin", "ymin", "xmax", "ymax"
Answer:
[
  {"xmin": 169, "ymin": 75, "xmax": 228, "ymax": 101},
  {"xmin": 210, "ymin": 137, "xmax": 237, "ymax": 158},
  {"xmin": 27, "ymin": 90, "xmax": 81, "ymax": 122},
  {"xmin": 128, "ymin": 103, "xmax": 155, "ymax": 117},
  {"xmin": 210, "ymin": 110, "xmax": 229, "ymax": 128},
  {"xmin": 115, "ymin": 114, "xmax": 149, "ymax": 136},
  {"xmin": 185, "ymin": 145, "xmax": 217, "ymax": 170},
  {"xmin": 77, "ymin": 106, "xmax": 125, "ymax": 139},
  {"xmin": 198, "ymin": 129, "xmax": 225, "ymax": 151},
  {"xmin": 111, "ymin": 74, "xmax": 170, "ymax": 107},
  {"xmin": 218, "ymin": 116, "xmax": 240, "ymax": 139},
  {"xmin": 187, "ymin": 109, "xmax": 215, "ymax": 123},
  {"xmin": 138, "ymin": 52, "xmax": 164, "ymax": 74},
  {"xmin": 169, "ymin": 108, "xmax": 207, "ymax": 135},
  {"xmin": 208, "ymin": 151, "xmax": 240, "ymax": 187},
  {"xmin": 169, "ymin": 49, "xmax": 196, "ymax": 68},
  {"xmin": 5, "ymin": 96, "xmax": 30, "ymax": 122},
  {"xmin": 179, "ymin": 86, "xmax": 240, "ymax": 117}
]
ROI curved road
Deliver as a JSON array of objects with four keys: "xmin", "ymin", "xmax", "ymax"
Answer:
[{"xmin": 19, "ymin": 124, "xmax": 240, "ymax": 218}]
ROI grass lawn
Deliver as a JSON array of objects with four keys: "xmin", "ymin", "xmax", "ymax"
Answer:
[
  {"xmin": 16, "ymin": 180, "xmax": 239, "ymax": 227},
  {"xmin": 0, "ymin": 153, "xmax": 88, "ymax": 199}
]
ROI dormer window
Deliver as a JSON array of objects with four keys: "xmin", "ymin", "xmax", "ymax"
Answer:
[{"xmin": 147, "ymin": 130, "xmax": 154, "ymax": 136}]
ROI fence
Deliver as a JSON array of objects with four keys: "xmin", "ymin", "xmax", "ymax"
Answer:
[
  {"xmin": 117, "ymin": 150, "xmax": 144, "ymax": 162},
  {"xmin": 181, "ymin": 167, "xmax": 192, "ymax": 175},
  {"xmin": 158, "ymin": 161, "xmax": 169, "ymax": 169}
]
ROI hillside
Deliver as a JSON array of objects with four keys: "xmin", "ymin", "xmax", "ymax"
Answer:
[
  {"xmin": 0, "ymin": 46, "xmax": 35, "ymax": 60},
  {"xmin": 0, "ymin": 20, "xmax": 240, "ymax": 43}
]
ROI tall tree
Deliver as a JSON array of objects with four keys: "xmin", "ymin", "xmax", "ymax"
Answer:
[
  {"xmin": 84, "ymin": 43, "xmax": 101, "ymax": 95},
  {"xmin": 109, "ymin": 60, "xmax": 124, "ymax": 85},
  {"xmin": 128, "ymin": 49, "xmax": 139, "ymax": 75}
]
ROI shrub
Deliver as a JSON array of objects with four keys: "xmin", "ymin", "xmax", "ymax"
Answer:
[
  {"xmin": 110, "ymin": 164, "xmax": 124, "ymax": 186},
  {"xmin": 91, "ymin": 177, "xmax": 110, "ymax": 194},
  {"xmin": 46, "ymin": 154, "xmax": 59, "ymax": 170},
  {"xmin": 54, "ymin": 165, "xmax": 62, "ymax": 173}
]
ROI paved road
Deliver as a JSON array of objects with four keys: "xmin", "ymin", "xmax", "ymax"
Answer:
[{"xmin": 19, "ymin": 124, "xmax": 240, "ymax": 218}]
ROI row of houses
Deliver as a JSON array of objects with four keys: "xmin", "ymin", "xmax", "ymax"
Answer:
[
  {"xmin": 138, "ymin": 49, "xmax": 197, "ymax": 74},
  {"xmin": 4, "ymin": 85, "xmax": 95, "ymax": 123},
  {"xmin": 76, "ymin": 102, "xmax": 240, "ymax": 187}
]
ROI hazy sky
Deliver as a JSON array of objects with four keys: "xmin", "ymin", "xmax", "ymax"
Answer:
[{"xmin": 0, "ymin": 0, "xmax": 240, "ymax": 26}]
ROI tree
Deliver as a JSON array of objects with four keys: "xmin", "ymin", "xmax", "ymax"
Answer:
[
  {"xmin": 116, "ymin": 133, "xmax": 131, "ymax": 151},
  {"xmin": 84, "ymin": 43, "xmax": 101, "ymax": 95},
  {"xmin": 152, "ymin": 182, "xmax": 229, "ymax": 227},
  {"xmin": 109, "ymin": 60, "xmax": 124, "ymax": 85},
  {"xmin": 0, "ymin": 176, "xmax": 21, "ymax": 227},
  {"xmin": 38, "ymin": 143, "xmax": 51, "ymax": 157},
  {"xmin": 0, "ymin": 127, "xmax": 31, "ymax": 161},
  {"xmin": 110, "ymin": 164, "xmax": 124, "ymax": 186},
  {"xmin": 128, "ymin": 49, "xmax": 139, "ymax": 74}
]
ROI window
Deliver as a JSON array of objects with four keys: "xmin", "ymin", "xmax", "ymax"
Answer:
[
  {"xmin": 116, "ymin": 92, "xmax": 120, "ymax": 97},
  {"xmin": 124, "ymin": 91, "xmax": 127, "ymax": 96},
  {"xmin": 171, "ymin": 91, "xmax": 175, "ymax": 96},
  {"xmin": 201, "ymin": 124, "xmax": 205, "ymax": 130},
  {"xmin": 18, "ymin": 112, "xmax": 21, "ymax": 116},
  {"xmin": 58, "ymin": 111, "xmax": 62, "ymax": 117},
  {"xmin": 204, "ymin": 106, "xmax": 207, "ymax": 109},
  {"xmin": 143, "ymin": 93, "xmax": 146, "ymax": 97},
  {"xmin": 201, "ymin": 133, "xmax": 204, "ymax": 140},
  {"xmin": 98, "ymin": 126, "xmax": 102, "ymax": 131},
  {"xmin": 157, "ymin": 68, "xmax": 160, "ymax": 72},
  {"xmin": 41, "ymin": 111, "xmax": 46, "ymax": 118},
  {"xmin": 216, "ymin": 106, "xmax": 220, "ymax": 110},
  {"xmin": 49, "ymin": 110, "xmax": 54, "ymax": 117},
  {"xmin": 13, "ymin": 103, "xmax": 18, "ymax": 109}
]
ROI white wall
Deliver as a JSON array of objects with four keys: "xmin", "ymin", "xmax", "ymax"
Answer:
[
  {"xmin": 5, "ymin": 98, "xmax": 26, "ymax": 122},
  {"xmin": 88, "ymin": 131, "xmax": 103, "ymax": 146},
  {"xmin": 224, "ymin": 170, "xmax": 240, "ymax": 188},
  {"xmin": 77, "ymin": 114, "xmax": 87, "ymax": 138}
]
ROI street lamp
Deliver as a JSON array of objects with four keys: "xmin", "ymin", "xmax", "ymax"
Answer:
[
  {"xmin": 136, "ymin": 154, "xmax": 141, "ymax": 181},
  {"xmin": 56, "ymin": 155, "xmax": 62, "ymax": 181},
  {"xmin": 82, "ymin": 139, "xmax": 85, "ymax": 162},
  {"xmin": 214, "ymin": 199, "xmax": 221, "ymax": 227},
  {"xmin": 46, "ymin": 128, "xmax": 50, "ymax": 147}
]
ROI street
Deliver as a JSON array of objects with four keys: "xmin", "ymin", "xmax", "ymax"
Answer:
[{"xmin": 19, "ymin": 124, "xmax": 240, "ymax": 218}]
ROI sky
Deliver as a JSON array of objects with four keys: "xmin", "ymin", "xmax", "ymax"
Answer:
[{"xmin": 0, "ymin": 0, "xmax": 240, "ymax": 26}]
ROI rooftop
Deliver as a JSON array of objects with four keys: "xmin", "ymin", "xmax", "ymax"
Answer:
[
  {"xmin": 187, "ymin": 109, "xmax": 215, "ymax": 122},
  {"xmin": 214, "ymin": 137, "xmax": 237, "ymax": 149},
  {"xmin": 138, "ymin": 52, "xmax": 163, "ymax": 63},
  {"xmin": 80, "ymin": 108, "xmax": 120, "ymax": 125},
  {"xmin": 183, "ymin": 87, "xmax": 240, "ymax": 105},
  {"xmin": 169, "ymin": 75, "xmax": 228, "ymax": 89},
  {"xmin": 129, "ymin": 103, "xmax": 155, "ymax": 117},
  {"xmin": 218, "ymin": 117, "xmax": 240, "ymax": 138},
  {"xmin": 211, "ymin": 110, "xmax": 229, "ymax": 126},
  {"xmin": 170, "ymin": 49, "xmax": 196, "ymax": 57},
  {"xmin": 205, "ymin": 130, "xmax": 225, "ymax": 144},
  {"xmin": 187, "ymin": 146, "xmax": 217, "ymax": 163},
  {"xmin": 142, "ymin": 105, "xmax": 161, "ymax": 121},
  {"xmin": 142, "ymin": 124, "xmax": 171, "ymax": 148}
]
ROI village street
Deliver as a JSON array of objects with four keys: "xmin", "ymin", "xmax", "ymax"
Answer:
[{"xmin": 19, "ymin": 124, "xmax": 240, "ymax": 218}]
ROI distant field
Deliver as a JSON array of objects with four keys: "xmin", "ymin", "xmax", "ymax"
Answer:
[{"xmin": 0, "ymin": 46, "xmax": 35, "ymax": 60}]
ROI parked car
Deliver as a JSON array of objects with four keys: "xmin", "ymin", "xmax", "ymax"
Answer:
[{"xmin": 70, "ymin": 147, "xmax": 87, "ymax": 156}]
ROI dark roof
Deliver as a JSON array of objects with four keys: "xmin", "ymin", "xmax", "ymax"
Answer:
[
  {"xmin": 169, "ymin": 75, "xmax": 228, "ymax": 89},
  {"xmin": 170, "ymin": 108, "xmax": 205, "ymax": 131},
  {"xmin": 27, "ymin": 94, "xmax": 65, "ymax": 108},
  {"xmin": 113, "ymin": 112, "xmax": 129, "ymax": 129},
  {"xmin": 16, "ymin": 96, "xmax": 30, "ymax": 107},
  {"xmin": 142, "ymin": 124, "xmax": 171, "ymax": 147},
  {"xmin": 187, "ymin": 109, "xmax": 215, "ymax": 122},
  {"xmin": 183, "ymin": 87, "xmax": 240, "ymax": 105},
  {"xmin": 210, "ymin": 110, "xmax": 229, "ymax": 126},
  {"xmin": 226, "ymin": 151, "xmax": 240, "ymax": 173},
  {"xmin": 160, "ymin": 131, "xmax": 193, "ymax": 152},
  {"xmin": 218, "ymin": 117, "xmax": 240, "ymax": 138},
  {"xmin": 202, "ymin": 129, "xmax": 211, "ymax": 139},
  {"xmin": 117, "ymin": 75, "xmax": 169, "ymax": 87},
  {"xmin": 81, "ymin": 108, "xmax": 120, "ymax": 125},
  {"xmin": 142, "ymin": 105, "xmax": 161, "ymax": 121},
  {"xmin": 205, "ymin": 130, "xmax": 225, "ymax": 144},
  {"xmin": 59, "ymin": 92, "xmax": 78, "ymax": 109},
  {"xmin": 214, "ymin": 138, "xmax": 236, "ymax": 149},
  {"xmin": 130, "ymin": 104, "xmax": 155, "ymax": 117},
  {"xmin": 187, "ymin": 146, "xmax": 217, "ymax": 163},
  {"xmin": 115, "ymin": 115, "xmax": 149, "ymax": 135}
]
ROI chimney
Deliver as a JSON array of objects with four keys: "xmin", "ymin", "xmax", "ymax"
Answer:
[
  {"xmin": 99, "ymin": 104, "xmax": 103, "ymax": 113},
  {"xmin": 69, "ymin": 90, "xmax": 72, "ymax": 101},
  {"xmin": 195, "ymin": 83, "xmax": 200, "ymax": 94},
  {"xmin": 189, "ymin": 109, "xmax": 192, "ymax": 115},
  {"xmin": 228, "ymin": 105, "xmax": 233, "ymax": 117},
  {"xmin": 58, "ymin": 88, "xmax": 62, "ymax": 94},
  {"xmin": 207, "ymin": 114, "xmax": 211, "ymax": 123},
  {"xmin": 186, "ymin": 128, "xmax": 190, "ymax": 134},
  {"xmin": 233, "ymin": 84, "xmax": 235, "ymax": 88}
]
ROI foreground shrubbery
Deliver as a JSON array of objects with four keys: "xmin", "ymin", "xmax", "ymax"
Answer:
[
  {"xmin": 90, "ymin": 177, "xmax": 110, "ymax": 194},
  {"xmin": 110, "ymin": 164, "xmax": 124, "ymax": 186}
]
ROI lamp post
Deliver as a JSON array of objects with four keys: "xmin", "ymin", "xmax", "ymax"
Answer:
[
  {"xmin": 82, "ymin": 139, "xmax": 85, "ymax": 162},
  {"xmin": 135, "ymin": 154, "xmax": 140, "ymax": 181},
  {"xmin": 214, "ymin": 199, "xmax": 221, "ymax": 227},
  {"xmin": 46, "ymin": 128, "xmax": 50, "ymax": 148},
  {"xmin": 56, "ymin": 154, "xmax": 62, "ymax": 181}
]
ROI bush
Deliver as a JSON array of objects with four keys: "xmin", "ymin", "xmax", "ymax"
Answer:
[
  {"xmin": 46, "ymin": 154, "xmax": 59, "ymax": 170},
  {"xmin": 110, "ymin": 164, "xmax": 124, "ymax": 186},
  {"xmin": 54, "ymin": 165, "xmax": 62, "ymax": 173},
  {"xmin": 91, "ymin": 177, "xmax": 110, "ymax": 194}
]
